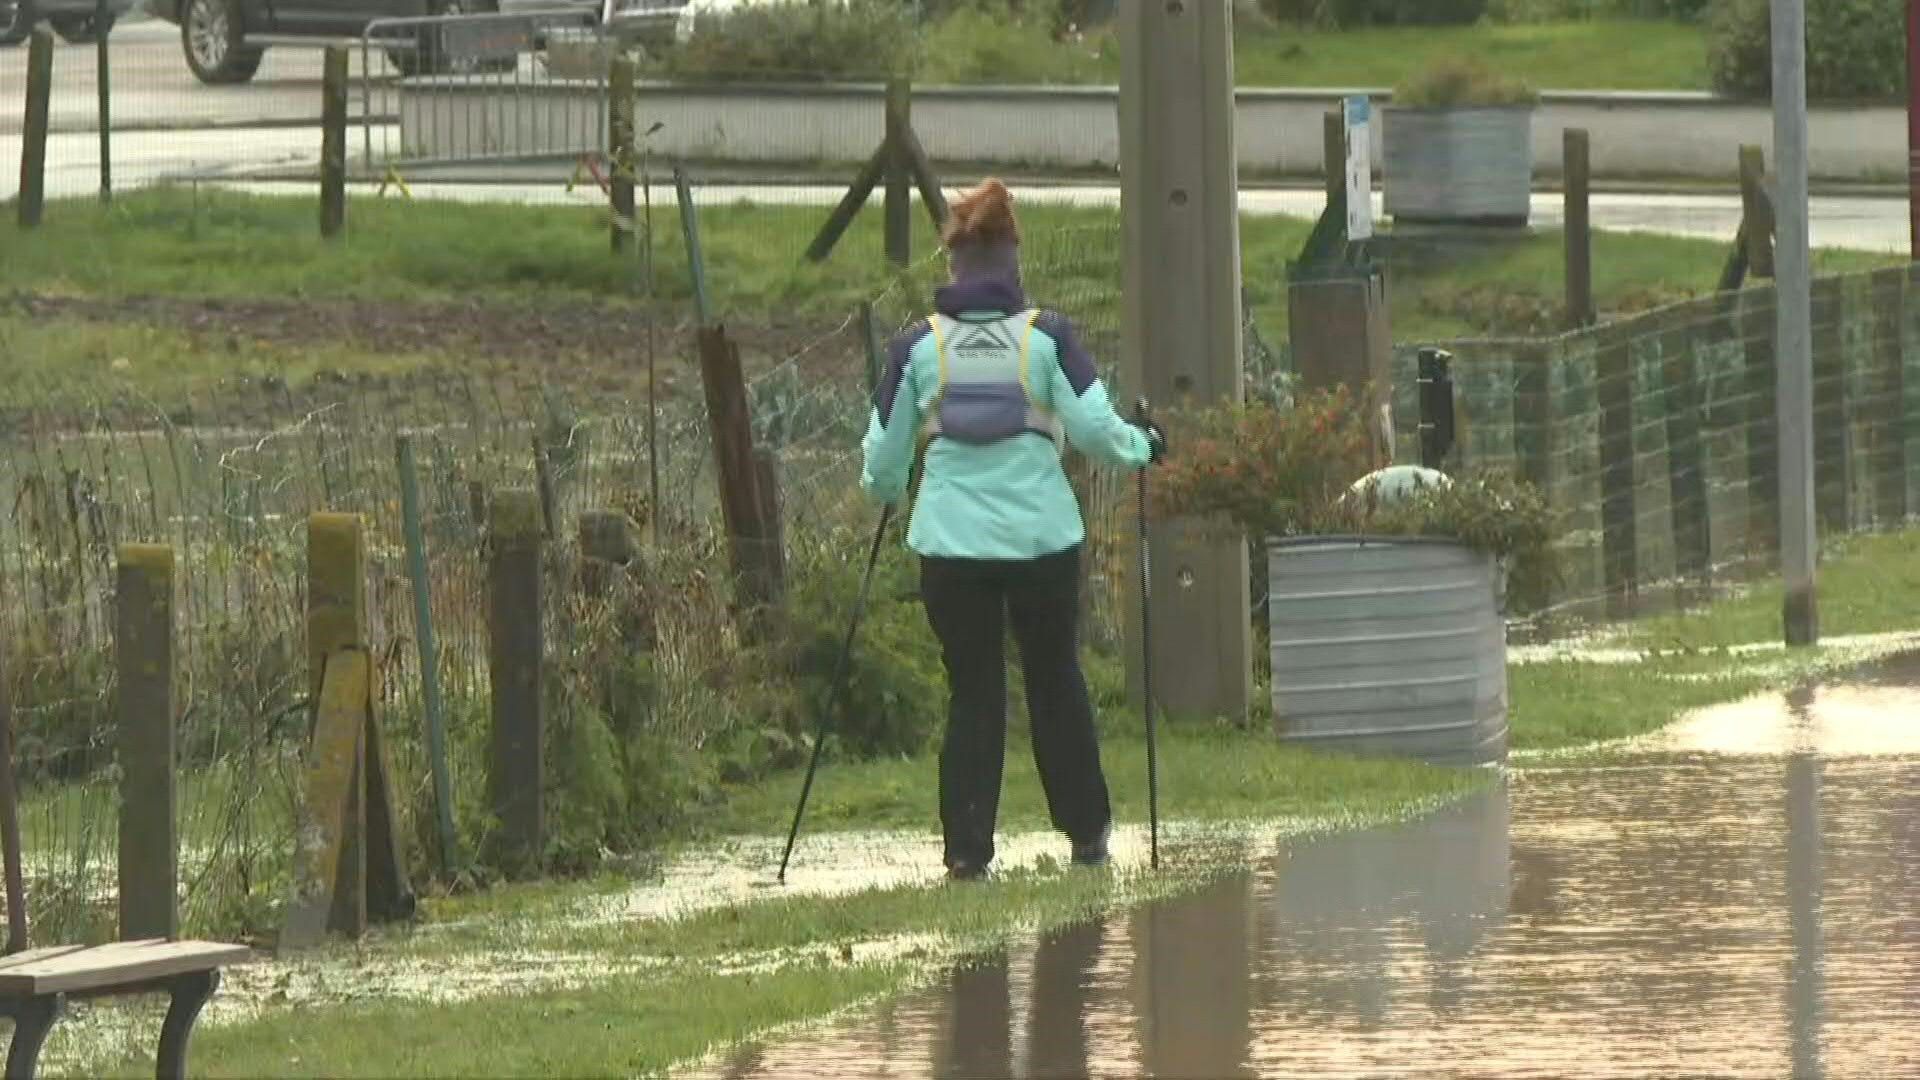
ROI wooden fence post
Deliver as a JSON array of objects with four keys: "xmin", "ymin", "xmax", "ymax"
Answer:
[
  {"xmin": 1597, "ymin": 325, "xmax": 1638, "ymax": 616},
  {"xmin": 1744, "ymin": 287, "xmax": 1781, "ymax": 556},
  {"xmin": 18, "ymin": 30, "xmax": 53, "ymax": 230},
  {"xmin": 1661, "ymin": 310, "xmax": 1712, "ymax": 591},
  {"xmin": 1741, "ymin": 146, "xmax": 1775, "ymax": 279},
  {"xmin": 697, "ymin": 326, "xmax": 781, "ymax": 626},
  {"xmin": 1872, "ymin": 267, "xmax": 1910, "ymax": 525},
  {"xmin": 488, "ymin": 490, "xmax": 544, "ymax": 875},
  {"xmin": 1564, "ymin": 129, "xmax": 1594, "ymax": 328},
  {"xmin": 884, "ymin": 78, "xmax": 913, "ymax": 267},
  {"xmin": 1322, "ymin": 109, "xmax": 1344, "ymax": 206},
  {"xmin": 609, "ymin": 54, "xmax": 637, "ymax": 254},
  {"xmin": 116, "ymin": 545, "xmax": 176, "ymax": 941},
  {"xmin": 1811, "ymin": 276, "xmax": 1849, "ymax": 534},
  {"xmin": 320, "ymin": 46, "xmax": 349, "ymax": 239}
]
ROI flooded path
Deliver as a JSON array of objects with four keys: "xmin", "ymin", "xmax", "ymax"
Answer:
[{"xmin": 702, "ymin": 656, "xmax": 1920, "ymax": 1079}]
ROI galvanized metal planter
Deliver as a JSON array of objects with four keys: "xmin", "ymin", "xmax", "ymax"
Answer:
[
  {"xmin": 1383, "ymin": 105, "xmax": 1534, "ymax": 226},
  {"xmin": 1268, "ymin": 536, "xmax": 1508, "ymax": 766}
]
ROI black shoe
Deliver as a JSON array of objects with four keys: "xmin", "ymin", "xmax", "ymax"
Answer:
[
  {"xmin": 1070, "ymin": 832, "xmax": 1110, "ymax": 868},
  {"xmin": 946, "ymin": 860, "xmax": 989, "ymax": 883}
]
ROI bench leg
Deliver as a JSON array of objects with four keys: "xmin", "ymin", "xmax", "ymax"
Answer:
[
  {"xmin": 5, "ymin": 994, "xmax": 63, "ymax": 1080},
  {"xmin": 156, "ymin": 971, "xmax": 218, "ymax": 1080}
]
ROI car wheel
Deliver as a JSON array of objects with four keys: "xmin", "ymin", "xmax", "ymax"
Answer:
[
  {"xmin": 50, "ymin": 11, "xmax": 112, "ymax": 43},
  {"xmin": 0, "ymin": 0, "xmax": 36, "ymax": 45},
  {"xmin": 182, "ymin": 0, "xmax": 263, "ymax": 84}
]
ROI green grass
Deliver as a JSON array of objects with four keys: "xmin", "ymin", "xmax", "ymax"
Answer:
[
  {"xmin": 90, "ymin": 733, "xmax": 1472, "ymax": 1079},
  {"xmin": 700, "ymin": 725, "xmax": 1474, "ymax": 840},
  {"xmin": 110, "ymin": 961, "xmax": 911, "ymax": 1079},
  {"xmin": 1620, "ymin": 530, "xmax": 1920, "ymax": 651},
  {"xmin": 2, "ymin": 190, "xmax": 1899, "ymax": 403},
  {"xmin": 915, "ymin": 17, "xmax": 1708, "ymax": 93},
  {"xmin": 1229, "ymin": 20, "xmax": 1708, "ymax": 93}
]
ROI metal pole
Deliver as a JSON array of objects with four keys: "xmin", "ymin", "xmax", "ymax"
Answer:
[
  {"xmin": 396, "ymin": 436, "xmax": 460, "ymax": 873},
  {"xmin": 1773, "ymin": 0, "xmax": 1818, "ymax": 646}
]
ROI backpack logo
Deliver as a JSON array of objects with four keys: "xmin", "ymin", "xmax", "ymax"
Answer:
[{"xmin": 948, "ymin": 321, "xmax": 1016, "ymax": 356}]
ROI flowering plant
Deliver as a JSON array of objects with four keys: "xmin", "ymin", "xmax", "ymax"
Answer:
[
  {"xmin": 1148, "ymin": 387, "xmax": 1374, "ymax": 540},
  {"xmin": 1149, "ymin": 389, "xmax": 1557, "ymax": 607}
]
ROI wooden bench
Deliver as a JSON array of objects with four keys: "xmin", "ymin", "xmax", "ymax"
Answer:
[{"xmin": 0, "ymin": 938, "xmax": 252, "ymax": 1080}]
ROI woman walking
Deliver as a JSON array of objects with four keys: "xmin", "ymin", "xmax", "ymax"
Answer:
[{"xmin": 861, "ymin": 179, "xmax": 1166, "ymax": 881}]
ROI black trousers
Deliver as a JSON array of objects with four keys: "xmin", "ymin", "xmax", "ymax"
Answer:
[{"xmin": 920, "ymin": 545, "xmax": 1111, "ymax": 869}]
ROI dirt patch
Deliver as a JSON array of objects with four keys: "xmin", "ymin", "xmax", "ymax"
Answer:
[{"xmin": 0, "ymin": 291, "xmax": 873, "ymax": 431}]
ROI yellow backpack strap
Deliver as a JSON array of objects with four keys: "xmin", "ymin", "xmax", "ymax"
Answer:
[
  {"xmin": 907, "ymin": 315, "xmax": 945, "ymax": 530},
  {"xmin": 1015, "ymin": 308, "xmax": 1042, "ymax": 403}
]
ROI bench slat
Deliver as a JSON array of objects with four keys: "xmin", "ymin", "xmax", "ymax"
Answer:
[
  {"xmin": 0, "ymin": 940, "xmax": 250, "ymax": 996},
  {"xmin": 0, "ymin": 945, "xmax": 91, "ymax": 972}
]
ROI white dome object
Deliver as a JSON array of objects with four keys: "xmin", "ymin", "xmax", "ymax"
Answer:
[{"xmin": 1346, "ymin": 465, "xmax": 1452, "ymax": 505}]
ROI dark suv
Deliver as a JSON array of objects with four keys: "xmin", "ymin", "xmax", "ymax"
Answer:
[
  {"xmin": 157, "ymin": 0, "xmax": 543, "ymax": 84},
  {"xmin": 1, "ymin": 0, "xmax": 137, "ymax": 45}
]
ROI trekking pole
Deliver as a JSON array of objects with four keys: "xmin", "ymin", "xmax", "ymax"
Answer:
[
  {"xmin": 1134, "ymin": 398, "xmax": 1160, "ymax": 871},
  {"xmin": 777, "ymin": 503, "xmax": 894, "ymax": 884}
]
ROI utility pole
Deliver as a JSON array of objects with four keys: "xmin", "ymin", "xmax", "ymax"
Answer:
[
  {"xmin": 1909, "ymin": 0, "xmax": 1919, "ymax": 260},
  {"xmin": 1117, "ymin": 0, "xmax": 1250, "ymax": 722},
  {"xmin": 1773, "ymin": 0, "xmax": 1817, "ymax": 645}
]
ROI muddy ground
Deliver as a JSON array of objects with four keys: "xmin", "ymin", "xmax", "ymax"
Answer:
[{"xmin": 0, "ymin": 291, "xmax": 866, "ymax": 428}]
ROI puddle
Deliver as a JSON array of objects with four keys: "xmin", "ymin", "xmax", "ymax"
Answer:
[{"xmin": 703, "ymin": 659, "xmax": 1920, "ymax": 1078}]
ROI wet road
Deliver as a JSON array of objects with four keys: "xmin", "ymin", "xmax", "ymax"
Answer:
[{"xmin": 702, "ymin": 657, "xmax": 1920, "ymax": 1079}]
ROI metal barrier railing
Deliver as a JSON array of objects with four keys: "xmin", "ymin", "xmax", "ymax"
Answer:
[{"xmin": 359, "ymin": 9, "xmax": 608, "ymax": 183}]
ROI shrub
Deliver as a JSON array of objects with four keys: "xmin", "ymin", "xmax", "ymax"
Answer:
[
  {"xmin": 919, "ymin": 7, "xmax": 1111, "ymax": 87},
  {"xmin": 1149, "ymin": 393, "xmax": 1555, "ymax": 608},
  {"xmin": 1708, "ymin": 0, "xmax": 1906, "ymax": 100},
  {"xmin": 786, "ymin": 543, "xmax": 946, "ymax": 760},
  {"xmin": 660, "ymin": 0, "xmax": 918, "ymax": 82},
  {"xmin": 1394, "ymin": 54, "xmax": 1539, "ymax": 107},
  {"xmin": 1148, "ymin": 387, "xmax": 1375, "ymax": 541}
]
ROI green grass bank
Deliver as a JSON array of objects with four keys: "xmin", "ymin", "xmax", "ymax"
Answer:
[{"xmin": 74, "ymin": 530, "xmax": 1920, "ymax": 1078}]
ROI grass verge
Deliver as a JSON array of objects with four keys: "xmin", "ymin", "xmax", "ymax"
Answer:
[
  {"xmin": 862, "ymin": 17, "xmax": 1710, "ymax": 93},
  {"xmin": 2, "ymin": 190, "xmax": 1898, "ymax": 402}
]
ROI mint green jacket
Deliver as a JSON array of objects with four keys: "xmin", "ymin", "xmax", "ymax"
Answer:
[{"xmin": 861, "ymin": 286, "xmax": 1151, "ymax": 560}]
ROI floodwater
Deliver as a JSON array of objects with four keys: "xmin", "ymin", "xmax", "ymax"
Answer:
[{"xmin": 702, "ymin": 656, "xmax": 1920, "ymax": 1079}]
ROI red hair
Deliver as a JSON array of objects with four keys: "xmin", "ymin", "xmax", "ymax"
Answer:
[{"xmin": 942, "ymin": 179, "xmax": 1020, "ymax": 251}]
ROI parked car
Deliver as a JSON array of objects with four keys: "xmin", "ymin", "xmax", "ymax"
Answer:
[
  {"xmin": 1, "ymin": 0, "xmax": 140, "ymax": 46},
  {"xmin": 147, "ymin": 0, "xmax": 583, "ymax": 84}
]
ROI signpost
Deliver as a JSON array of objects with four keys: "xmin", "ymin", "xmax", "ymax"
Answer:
[{"xmin": 1344, "ymin": 96, "xmax": 1373, "ymax": 242}]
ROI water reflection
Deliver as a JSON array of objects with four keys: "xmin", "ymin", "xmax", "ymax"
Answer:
[{"xmin": 707, "ymin": 664, "xmax": 1920, "ymax": 1079}]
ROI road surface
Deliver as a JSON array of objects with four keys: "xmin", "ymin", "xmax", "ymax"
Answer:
[{"xmin": 0, "ymin": 16, "xmax": 394, "ymax": 137}]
